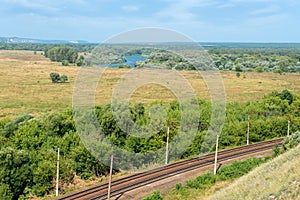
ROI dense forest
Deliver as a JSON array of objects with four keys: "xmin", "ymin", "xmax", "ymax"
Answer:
[{"xmin": 0, "ymin": 90, "xmax": 299, "ymax": 199}]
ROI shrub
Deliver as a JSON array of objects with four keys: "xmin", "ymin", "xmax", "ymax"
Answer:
[
  {"xmin": 142, "ymin": 191, "xmax": 163, "ymax": 200},
  {"xmin": 50, "ymin": 72, "xmax": 68, "ymax": 83},
  {"xmin": 50, "ymin": 72, "xmax": 60, "ymax": 83},
  {"xmin": 255, "ymin": 66, "xmax": 264, "ymax": 73},
  {"xmin": 283, "ymin": 131, "xmax": 300, "ymax": 150},
  {"xmin": 60, "ymin": 75, "xmax": 68, "ymax": 83},
  {"xmin": 62, "ymin": 60, "xmax": 69, "ymax": 66},
  {"xmin": 186, "ymin": 173, "xmax": 216, "ymax": 189},
  {"xmin": 272, "ymin": 144, "xmax": 281, "ymax": 157}
]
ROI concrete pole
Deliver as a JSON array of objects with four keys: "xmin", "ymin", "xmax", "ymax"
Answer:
[
  {"xmin": 56, "ymin": 148, "xmax": 60, "ymax": 197},
  {"xmin": 287, "ymin": 117, "xmax": 290, "ymax": 136},
  {"xmin": 108, "ymin": 155, "xmax": 113, "ymax": 200},
  {"xmin": 214, "ymin": 134, "xmax": 219, "ymax": 175},
  {"xmin": 165, "ymin": 125, "xmax": 170, "ymax": 165},
  {"xmin": 247, "ymin": 113, "xmax": 250, "ymax": 145}
]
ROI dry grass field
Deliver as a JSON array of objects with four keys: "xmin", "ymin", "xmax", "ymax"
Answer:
[
  {"xmin": 207, "ymin": 145, "xmax": 300, "ymax": 200},
  {"xmin": 1, "ymin": 50, "xmax": 300, "ymax": 119}
]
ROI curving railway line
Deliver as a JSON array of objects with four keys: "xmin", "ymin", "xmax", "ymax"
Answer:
[{"xmin": 57, "ymin": 138, "xmax": 283, "ymax": 200}]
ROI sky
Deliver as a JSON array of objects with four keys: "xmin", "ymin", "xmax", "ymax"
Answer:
[{"xmin": 0, "ymin": 0, "xmax": 299, "ymax": 42}]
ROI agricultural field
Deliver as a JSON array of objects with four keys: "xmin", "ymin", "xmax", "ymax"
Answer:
[{"xmin": 1, "ymin": 50, "xmax": 300, "ymax": 120}]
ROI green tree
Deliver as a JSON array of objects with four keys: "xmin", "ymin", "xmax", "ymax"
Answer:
[
  {"xmin": 50, "ymin": 72, "xmax": 68, "ymax": 83},
  {"xmin": 45, "ymin": 46, "xmax": 78, "ymax": 64},
  {"xmin": 60, "ymin": 75, "xmax": 68, "ymax": 83},
  {"xmin": 255, "ymin": 66, "xmax": 264, "ymax": 73},
  {"xmin": 0, "ymin": 114, "xmax": 33, "ymax": 138},
  {"xmin": 76, "ymin": 55, "xmax": 85, "ymax": 66},
  {"xmin": 50, "ymin": 72, "xmax": 60, "ymax": 83},
  {"xmin": 62, "ymin": 60, "xmax": 69, "ymax": 66},
  {"xmin": 0, "ymin": 148, "xmax": 33, "ymax": 199}
]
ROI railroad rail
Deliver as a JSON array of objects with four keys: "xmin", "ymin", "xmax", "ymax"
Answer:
[{"xmin": 57, "ymin": 138, "xmax": 283, "ymax": 200}]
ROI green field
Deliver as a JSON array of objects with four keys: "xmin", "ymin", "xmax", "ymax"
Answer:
[{"xmin": 1, "ymin": 50, "xmax": 300, "ymax": 119}]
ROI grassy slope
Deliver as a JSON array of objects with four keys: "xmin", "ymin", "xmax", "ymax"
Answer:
[
  {"xmin": 207, "ymin": 145, "xmax": 300, "ymax": 200},
  {"xmin": 1, "ymin": 50, "xmax": 300, "ymax": 119}
]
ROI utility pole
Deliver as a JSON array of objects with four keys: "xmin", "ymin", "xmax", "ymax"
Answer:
[
  {"xmin": 56, "ymin": 148, "xmax": 60, "ymax": 197},
  {"xmin": 247, "ymin": 113, "xmax": 250, "ymax": 145},
  {"xmin": 165, "ymin": 125, "xmax": 170, "ymax": 165},
  {"xmin": 213, "ymin": 133, "xmax": 219, "ymax": 175},
  {"xmin": 287, "ymin": 116, "xmax": 290, "ymax": 136},
  {"xmin": 107, "ymin": 155, "xmax": 113, "ymax": 200}
]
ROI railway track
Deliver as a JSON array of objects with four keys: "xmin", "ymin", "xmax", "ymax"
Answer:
[{"xmin": 57, "ymin": 138, "xmax": 283, "ymax": 200}]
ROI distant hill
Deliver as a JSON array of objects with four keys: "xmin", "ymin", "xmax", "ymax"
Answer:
[{"xmin": 0, "ymin": 37, "xmax": 89, "ymax": 44}]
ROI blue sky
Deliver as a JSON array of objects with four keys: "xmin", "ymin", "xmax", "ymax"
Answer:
[{"xmin": 0, "ymin": 0, "xmax": 299, "ymax": 42}]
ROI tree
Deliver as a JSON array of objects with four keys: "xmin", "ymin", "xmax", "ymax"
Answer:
[
  {"xmin": 235, "ymin": 65, "xmax": 242, "ymax": 72},
  {"xmin": 50, "ymin": 72, "xmax": 68, "ymax": 83},
  {"xmin": 0, "ymin": 148, "xmax": 33, "ymax": 199},
  {"xmin": 0, "ymin": 114, "xmax": 33, "ymax": 138},
  {"xmin": 279, "ymin": 89, "xmax": 294, "ymax": 105},
  {"xmin": 255, "ymin": 66, "xmax": 264, "ymax": 73},
  {"xmin": 60, "ymin": 75, "xmax": 68, "ymax": 83},
  {"xmin": 50, "ymin": 72, "xmax": 60, "ymax": 83},
  {"xmin": 62, "ymin": 60, "xmax": 69, "ymax": 66},
  {"xmin": 76, "ymin": 55, "xmax": 85, "ymax": 66},
  {"xmin": 44, "ymin": 46, "xmax": 78, "ymax": 64}
]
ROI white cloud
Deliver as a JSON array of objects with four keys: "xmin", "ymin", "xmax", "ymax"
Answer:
[
  {"xmin": 4, "ymin": 0, "xmax": 58, "ymax": 12},
  {"xmin": 246, "ymin": 13, "xmax": 288, "ymax": 26},
  {"xmin": 155, "ymin": 0, "xmax": 219, "ymax": 21},
  {"xmin": 121, "ymin": 5, "xmax": 140, "ymax": 12},
  {"xmin": 250, "ymin": 5, "xmax": 280, "ymax": 15}
]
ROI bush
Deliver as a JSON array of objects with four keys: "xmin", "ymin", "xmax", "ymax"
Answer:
[
  {"xmin": 60, "ymin": 75, "xmax": 68, "ymax": 83},
  {"xmin": 186, "ymin": 173, "xmax": 216, "ymax": 189},
  {"xmin": 50, "ymin": 72, "xmax": 68, "ymax": 83},
  {"xmin": 143, "ymin": 191, "xmax": 163, "ymax": 200},
  {"xmin": 76, "ymin": 55, "xmax": 85, "ymax": 66},
  {"xmin": 44, "ymin": 46, "xmax": 78, "ymax": 64},
  {"xmin": 62, "ymin": 60, "xmax": 69, "ymax": 66},
  {"xmin": 274, "ymin": 68, "xmax": 282, "ymax": 74},
  {"xmin": 283, "ymin": 131, "xmax": 300, "ymax": 150},
  {"xmin": 217, "ymin": 158, "xmax": 266, "ymax": 181},
  {"xmin": 50, "ymin": 72, "xmax": 60, "ymax": 83},
  {"xmin": 255, "ymin": 66, "xmax": 264, "ymax": 73},
  {"xmin": 272, "ymin": 144, "xmax": 281, "ymax": 157}
]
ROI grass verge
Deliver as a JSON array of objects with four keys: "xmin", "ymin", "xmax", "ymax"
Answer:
[{"xmin": 207, "ymin": 144, "xmax": 300, "ymax": 200}]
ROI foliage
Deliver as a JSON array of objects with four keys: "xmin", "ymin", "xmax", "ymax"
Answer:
[
  {"xmin": 272, "ymin": 144, "xmax": 281, "ymax": 157},
  {"xmin": 217, "ymin": 158, "xmax": 267, "ymax": 181},
  {"xmin": 62, "ymin": 60, "xmax": 69, "ymax": 66},
  {"xmin": 0, "ymin": 114, "xmax": 33, "ymax": 138},
  {"xmin": 1, "ymin": 43, "xmax": 300, "ymax": 72},
  {"xmin": 186, "ymin": 173, "xmax": 216, "ymax": 189},
  {"xmin": 0, "ymin": 147, "xmax": 33, "ymax": 200},
  {"xmin": 60, "ymin": 75, "xmax": 68, "ymax": 83},
  {"xmin": 50, "ymin": 72, "xmax": 68, "ymax": 83},
  {"xmin": 0, "ymin": 112, "xmax": 107, "ymax": 198},
  {"xmin": 0, "ymin": 90, "xmax": 299, "ymax": 198},
  {"xmin": 50, "ymin": 72, "xmax": 60, "ymax": 83},
  {"xmin": 142, "ymin": 190, "xmax": 163, "ymax": 200},
  {"xmin": 283, "ymin": 131, "xmax": 300, "ymax": 150},
  {"xmin": 76, "ymin": 55, "xmax": 85, "ymax": 66},
  {"xmin": 162, "ymin": 157, "xmax": 269, "ymax": 199},
  {"xmin": 44, "ymin": 46, "xmax": 78, "ymax": 64}
]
